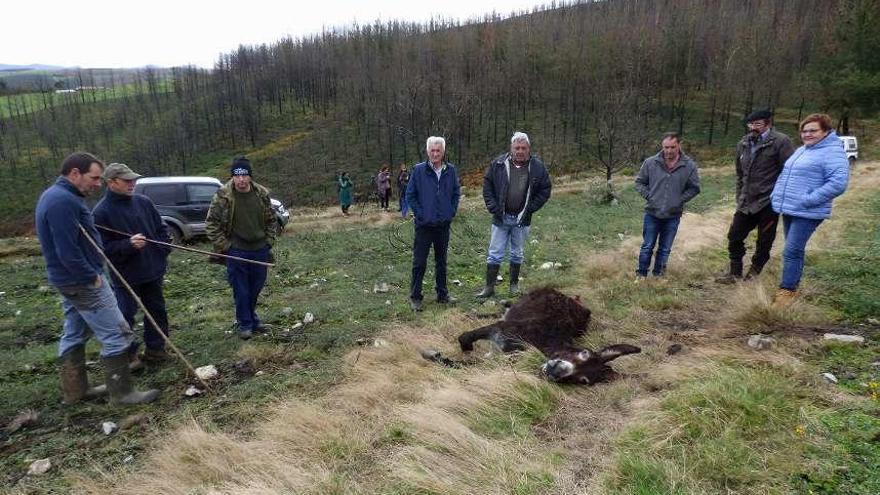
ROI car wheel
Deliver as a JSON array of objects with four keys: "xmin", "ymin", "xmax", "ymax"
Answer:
[{"xmin": 167, "ymin": 225, "xmax": 184, "ymax": 245}]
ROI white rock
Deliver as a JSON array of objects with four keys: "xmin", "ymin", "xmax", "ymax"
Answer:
[
  {"xmin": 385, "ymin": 300, "xmax": 392, "ymax": 305},
  {"xmin": 747, "ymin": 335, "xmax": 775, "ymax": 350},
  {"xmin": 195, "ymin": 365, "xmax": 218, "ymax": 381},
  {"xmin": 373, "ymin": 282, "xmax": 389, "ymax": 293},
  {"xmin": 373, "ymin": 339, "xmax": 389, "ymax": 347},
  {"xmin": 553, "ymin": 262, "xmax": 563, "ymax": 268},
  {"xmin": 540, "ymin": 262, "xmax": 554, "ymax": 270},
  {"xmin": 0, "ymin": 291, "xmax": 5, "ymax": 297},
  {"xmin": 27, "ymin": 458, "xmax": 51, "ymax": 476},
  {"xmin": 122, "ymin": 455, "xmax": 134, "ymax": 464},
  {"xmin": 184, "ymin": 385, "xmax": 204, "ymax": 397},
  {"xmin": 822, "ymin": 372, "xmax": 838, "ymax": 384},
  {"xmin": 530, "ymin": 239, "xmax": 539, "ymax": 244},
  {"xmin": 102, "ymin": 421, "xmax": 118, "ymax": 435},
  {"xmin": 617, "ymin": 233, "xmax": 625, "ymax": 240},
  {"xmin": 309, "ymin": 282, "xmax": 320, "ymax": 289},
  {"xmin": 302, "ymin": 313, "xmax": 315, "ymax": 324},
  {"xmin": 291, "ymin": 322, "xmax": 304, "ymax": 330},
  {"xmin": 281, "ymin": 307, "xmax": 294, "ymax": 316},
  {"xmin": 15, "ymin": 310, "xmax": 21, "ymax": 316},
  {"xmin": 38, "ymin": 286, "xmax": 50, "ymax": 293},
  {"xmin": 224, "ymin": 330, "xmax": 233, "ymax": 334},
  {"xmin": 823, "ymin": 333, "xmax": 865, "ymax": 344},
  {"xmin": 451, "ymin": 279, "xmax": 462, "ymax": 286},
  {"xmin": 255, "ymin": 370, "xmax": 265, "ymax": 376}
]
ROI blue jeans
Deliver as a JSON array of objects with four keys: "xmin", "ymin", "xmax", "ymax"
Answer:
[
  {"xmin": 780, "ymin": 215, "xmax": 823, "ymax": 290},
  {"xmin": 115, "ymin": 278, "xmax": 169, "ymax": 351},
  {"xmin": 57, "ymin": 276, "xmax": 135, "ymax": 358},
  {"xmin": 226, "ymin": 246, "xmax": 270, "ymax": 331},
  {"xmin": 637, "ymin": 213, "xmax": 681, "ymax": 276},
  {"xmin": 399, "ymin": 195, "xmax": 409, "ymax": 217},
  {"xmin": 486, "ymin": 214, "xmax": 531, "ymax": 265},
  {"xmin": 410, "ymin": 223, "xmax": 450, "ymax": 301}
]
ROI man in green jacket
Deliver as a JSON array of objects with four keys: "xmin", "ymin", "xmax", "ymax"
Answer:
[{"xmin": 206, "ymin": 156, "xmax": 277, "ymax": 340}]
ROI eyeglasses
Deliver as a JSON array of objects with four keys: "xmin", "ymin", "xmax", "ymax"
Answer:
[{"xmin": 800, "ymin": 128, "xmax": 822, "ymax": 134}]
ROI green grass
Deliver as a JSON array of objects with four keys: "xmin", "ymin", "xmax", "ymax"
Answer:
[{"xmin": 471, "ymin": 380, "xmax": 560, "ymax": 438}]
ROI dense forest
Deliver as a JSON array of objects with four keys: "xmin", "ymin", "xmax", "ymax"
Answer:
[{"xmin": 0, "ymin": 0, "xmax": 877, "ymax": 234}]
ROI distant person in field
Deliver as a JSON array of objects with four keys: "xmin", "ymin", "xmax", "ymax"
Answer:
[
  {"xmin": 634, "ymin": 132, "xmax": 701, "ymax": 278},
  {"xmin": 769, "ymin": 113, "xmax": 848, "ymax": 308},
  {"xmin": 716, "ymin": 110, "xmax": 794, "ymax": 284},
  {"xmin": 35, "ymin": 152, "xmax": 159, "ymax": 406},
  {"xmin": 397, "ymin": 164, "xmax": 410, "ymax": 217},
  {"xmin": 93, "ymin": 163, "xmax": 173, "ymax": 365},
  {"xmin": 377, "ymin": 165, "xmax": 392, "ymax": 211},
  {"xmin": 476, "ymin": 131, "xmax": 552, "ymax": 298},
  {"xmin": 206, "ymin": 156, "xmax": 277, "ymax": 340},
  {"xmin": 405, "ymin": 136, "xmax": 461, "ymax": 311},
  {"xmin": 336, "ymin": 171, "xmax": 354, "ymax": 216}
]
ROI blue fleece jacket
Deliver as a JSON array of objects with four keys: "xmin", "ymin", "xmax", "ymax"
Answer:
[
  {"xmin": 405, "ymin": 161, "xmax": 461, "ymax": 227},
  {"xmin": 35, "ymin": 177, "xmax": 105, "ymax": 287},
  {"xmin": 771, "ymin": 131, "xmax": 849, "ymax": 220},
  {"xmin": 93, "ymin": 190, "xmax": 171, "ymax": 286}
]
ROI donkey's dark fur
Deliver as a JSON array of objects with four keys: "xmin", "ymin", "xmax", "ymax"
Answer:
[{"xmin": 458, "ymin": 288, "xmax": 640, "ymax": 384}]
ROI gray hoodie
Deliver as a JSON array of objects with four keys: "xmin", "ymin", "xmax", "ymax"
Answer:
[{"xmin": 634, "ymin": 151, "xmax": 701, "ymax": 219}]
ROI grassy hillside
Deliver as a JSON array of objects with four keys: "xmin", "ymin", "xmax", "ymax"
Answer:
[{"xmin": 2, "ymin": 159, "xmax": 878, "ymax": 493}]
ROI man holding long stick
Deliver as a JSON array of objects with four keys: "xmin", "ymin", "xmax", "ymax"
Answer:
[
  {"xmin": 35, "ymin": 152, "xmax": 159, "ymax": 406},
  {"xmin": 206, "ymin": 156, "xmax": 277, "ymax": 340},
  {"xmin": 93, "ymin": 163, "xmax": 173, "ymax": 364}
]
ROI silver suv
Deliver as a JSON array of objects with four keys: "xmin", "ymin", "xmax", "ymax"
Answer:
[{"xmin": 133, "ymin": 176, "xmax": 289, "ymax": 243}]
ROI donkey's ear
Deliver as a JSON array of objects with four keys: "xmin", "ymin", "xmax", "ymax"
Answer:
[{"xmin": 597, "ymin": 344, "xmax": 641, "ymax": 363}]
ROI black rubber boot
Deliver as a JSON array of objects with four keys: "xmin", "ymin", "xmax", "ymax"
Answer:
[
  {"xmin": 102, "ymin": 353, "xmax": 160, "ymax": 406},
  {"xmin": 476, "ymin": 264, "xmax": 500, "ymax": 298},
  {"xmin": 60, "ymin": 345, "xmax": 106, "ymax": 405},
  {"xmin": 715, "ymin": 260, "xmax": 743, "ymax": 284},
  {"xmin": 744, "ymin": 264, "xmax": 763, "ymax": 280},
  {"xmin": 509, "ymin": 263, "xmax": 522, "ymax": 295}
]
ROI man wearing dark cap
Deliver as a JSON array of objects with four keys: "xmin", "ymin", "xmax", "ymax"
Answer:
[
  {"xmin": 35, "ymin": 152, "xmax": 159, "ymax": 406},
  {"xmin": 93, "ymin": 163, "xmax": 173, "ymax": 363},
  {"xmin": 716, "ymin": 110, "xmax": 794, "ymax": 283},
  {"xmin": 206, "ymin": 156, "xmax": 277, "ymax": 339}
]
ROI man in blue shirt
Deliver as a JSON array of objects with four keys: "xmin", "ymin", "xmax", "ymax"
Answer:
[
  {"xmin": 405, "ymin": 136, "xmax": 461, "ymax": 311},
  {"xmin": 35, "ymin": 152, "xmax": 159, "ymax": 406}
]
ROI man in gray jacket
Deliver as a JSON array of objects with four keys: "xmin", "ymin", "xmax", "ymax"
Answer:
[
  {"xmin": 716, "ymin": 110, "xmax": 794, "ymax": 283},
  {"xmin": 634, "ymin": 132, "xmax": 701, "ymax": 277}
]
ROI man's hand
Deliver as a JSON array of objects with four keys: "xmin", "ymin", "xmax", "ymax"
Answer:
[
  {"xmin": 130, "ymin": 233, "xmax": 147, "ymax": 250},
  {"xmin": 209, "ymin": 252, "xmax": 227, "ymax": 265}
]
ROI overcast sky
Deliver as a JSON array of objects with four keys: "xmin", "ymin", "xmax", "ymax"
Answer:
[{"xmin": 4, "ymin": 0, "xmax": 549, "ymax": 68}]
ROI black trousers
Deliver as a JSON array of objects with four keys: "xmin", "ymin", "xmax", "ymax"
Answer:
[
  {"xmin": 114, "ymin": 278, "xmax": 169, "ymax": 351},
  {"xmin": 727, "ymin": 205, "xmax": 779, "ymax": 270},
  {"xmin": 410, "ymin": 223, "xmax": 450, "ymax": 301}
]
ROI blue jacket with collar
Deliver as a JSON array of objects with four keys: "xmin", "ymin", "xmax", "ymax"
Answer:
[
  {"xmin": 35, "ymin": 177, "xmax": 105, "ymax": 287},
  {"xmin": 405, "ymin": 161, "xmax": 461, "ymax": 227},
  {"xmin": 771, "ymin": 131, "xmax": 849, "ymax": 220},
  {"xmin": 93, "ymin": 189, "xmax": 171, "ymax": 286}
]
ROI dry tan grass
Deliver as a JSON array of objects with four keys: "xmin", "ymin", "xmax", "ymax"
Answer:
[{"xmin": 75, "ymin": 163, "xmax": 880, "ymax": 495}]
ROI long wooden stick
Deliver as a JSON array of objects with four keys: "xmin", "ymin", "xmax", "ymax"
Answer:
[
  {"xmin": 79, "ymin": 224, "xmax": 211, "ymax": 390},
  {"xmin": 95, "ymin": 224, "xmax": 275, "ymax": 267}
]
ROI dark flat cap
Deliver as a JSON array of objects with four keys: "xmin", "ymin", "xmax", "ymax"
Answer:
[{"xmin": 745, "ymin": 110, "xmax": 773, "ymax": 123}]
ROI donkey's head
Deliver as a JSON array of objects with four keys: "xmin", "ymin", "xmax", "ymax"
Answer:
[{"xmin": 540, "ymin": 344, "xmax": 641, "ymax": 385}]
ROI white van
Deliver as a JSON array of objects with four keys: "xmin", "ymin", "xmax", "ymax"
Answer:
[{"xmin": 839, "ymin": 135, "xmax": 859, "ymax": 163}]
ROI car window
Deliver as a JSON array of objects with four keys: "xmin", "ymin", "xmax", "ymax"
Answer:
[
  {"xmin": 187, "ymin": 184, "xmax": 219, "ymax": 203},
  {"xmin": 141, "ymin": 184, "xmax": 185, "ymax": 205}
]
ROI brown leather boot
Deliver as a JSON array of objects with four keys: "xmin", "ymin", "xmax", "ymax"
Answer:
[
  {"xmin": 102, "ymin": 353, "xmax": 160, "ymax": 405},
  {"xmin": 60, "ymin": 345, "xmax": 107, "ymax": 405},
  {"xmin": 771, "ymin": 288, "xmax": 798, "ymax": 309}
]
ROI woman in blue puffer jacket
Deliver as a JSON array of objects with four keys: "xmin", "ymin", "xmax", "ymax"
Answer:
[{"xmin": 770, "ymin": 113, "xmax": 849, "ymax": 306}]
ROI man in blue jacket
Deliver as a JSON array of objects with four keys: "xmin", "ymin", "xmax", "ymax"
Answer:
[
  {"xmin": 476, "ymin": 132, "xmax": 552, "ymax": 298},
  {"xmin": 634, "ymin": 133, "xmax": 701, "ymax": 278},
  {"xmin": 405, "ymin": 136, "xmax": 461, "ymax": 311},
  {"xmin": 93, "ymin": 163, "xmax": 172, "ymax": 363},
  {"xmin": 35, "ymin": 152, "xmax": 159, "ymax": 406}
]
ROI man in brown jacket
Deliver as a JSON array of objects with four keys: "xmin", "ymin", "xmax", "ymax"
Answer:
[{"xmin": 717, "ymin": 110, "xmax": 794, "ymax": 283}]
